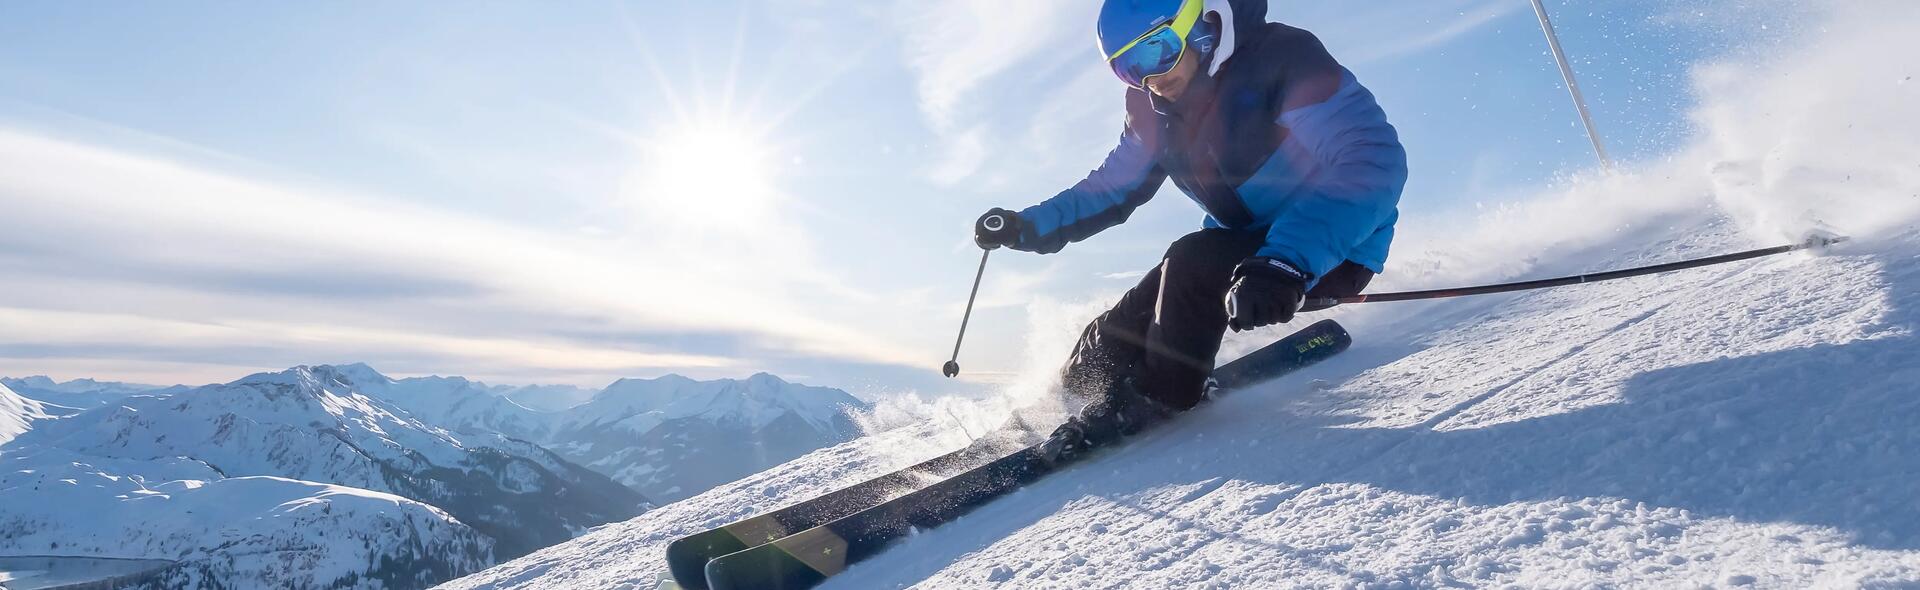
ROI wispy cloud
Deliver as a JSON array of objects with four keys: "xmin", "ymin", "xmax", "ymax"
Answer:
[
  {"xmin": 1332, "ymin": 0, "xmax": 1526, "ymax": 65},
  {"xmin": 0, "ymin": 128, "xmax": 926, "ymax": 386},
  {"xmin": 891, "ymin": 0, "xmax": 1080, "ymax": 131},
  {"xmin": 889, "ymin": 0, "xmax": 1106, "ymax": 184}
]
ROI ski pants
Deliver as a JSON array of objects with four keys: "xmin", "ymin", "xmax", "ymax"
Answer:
[{"xmin": 1060, "ymin": 228, "xmax": 1374, "ymax": 412}]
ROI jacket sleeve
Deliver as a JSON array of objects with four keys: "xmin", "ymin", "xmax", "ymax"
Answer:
[
  {"xmin": 1254, "ymin": 72, "xmax": 1408, "ymax": 279},
  {"xmin": 1012, "ymin": 118, "xmax": 1167, "ymax": 255}
]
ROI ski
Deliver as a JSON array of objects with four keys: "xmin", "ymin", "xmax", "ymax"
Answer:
[
  {"xmin": 665, "ymin": 432, "xmax": 1016, "ymax": 589},
  {"xmin": 700, "ymin": 319, "xmax": 1352, "ymax": 590}
]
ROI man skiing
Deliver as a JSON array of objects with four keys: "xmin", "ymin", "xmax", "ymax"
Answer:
[{"xmin": 972, "ymin": 0, "xmax": 1406, "ymax": 456}]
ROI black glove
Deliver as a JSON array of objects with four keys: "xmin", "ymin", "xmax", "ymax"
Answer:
[
  {"xmin": 973, "ymin": 208, "xmax": 1024, "ymax": 250},
  {"xmin": 1226, "ymin": 257, "xmax": 1311, "ymax": 332}
]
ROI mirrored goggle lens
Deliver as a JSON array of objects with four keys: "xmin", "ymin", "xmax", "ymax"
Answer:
[{"xmin": 1108, "ymin": 26, "xmax": 1185, "ymax": 88}]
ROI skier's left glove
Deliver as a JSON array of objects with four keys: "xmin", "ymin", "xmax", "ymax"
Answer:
[
  {"xmin": 1226, "ymin": 257, "xmax": 1311, "ymax": 332},
  {"xmin": 973, "ymin": 208, "xmax": 1025, "ymax": 250}
]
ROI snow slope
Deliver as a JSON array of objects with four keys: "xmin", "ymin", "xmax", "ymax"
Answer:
[
  {"xmin": 0, "ymin": 449, "xmax": 493, "ymax": 589},
  {"xmin": 440, "ymin": 1, "xmax": 1920, "ymax": 587},
  {"xmin": 0, "ymin": 382, "xmax": 47, "ymax": 447}
]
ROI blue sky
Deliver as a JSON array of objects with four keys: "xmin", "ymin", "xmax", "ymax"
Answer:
[{"xmin": 0, "ymin": 1, "xmax": 1779, "ymax": 394}]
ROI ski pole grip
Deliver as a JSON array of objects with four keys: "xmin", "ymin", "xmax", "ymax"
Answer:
[
  {"xmin": 981, "ymin": 214, "xmax": 1006, "ymax": 232},
  {"xmin": 1301, "ymin": 296, "xmax": 1343, "ymax": 312}
]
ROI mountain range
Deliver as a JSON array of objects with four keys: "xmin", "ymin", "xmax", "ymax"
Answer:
[
  {"xmin": 0, "ymin": 365, "xmax": 870, "ymax": 589},
  {"xmin": 0, "ymin": 376, "xmax": 189, "ymax": 413},
  {"xmin": 355, "ymin": 368, "xmax": 870, "ymax": 503}
]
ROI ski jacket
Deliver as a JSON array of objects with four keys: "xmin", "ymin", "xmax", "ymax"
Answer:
[{"xmin": 1008, "ymin": 1, "xmax": 1406, "ymax": 282}]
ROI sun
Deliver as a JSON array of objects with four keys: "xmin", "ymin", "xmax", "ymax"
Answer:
[{"xmin": 627, "ymin": 117, "xmax": 782, "ymax": 231}]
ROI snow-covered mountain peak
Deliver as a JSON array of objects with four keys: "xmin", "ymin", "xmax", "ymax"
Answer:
[
  {"xmin": 3, "ymin": 375, "xmax": 58, "ymax": 390},
  {"xmin": 0, "ymin": 375, "xmax": 183, "ymax": 410},
  {"xmin": 715, "ymin": 372, "xmax": 864, "ymax": 430},
  {"xmin": 194, "ymin": 365, "xmax": 439, "ymax": 441},
  {"xmin": 321, "ymin": 362, "xmax": 395, "ymax": 388},
  {"xmin": 596, "ymin": 374, "xmax": 697, "ymax": 402},
  {"xmin": 0, "ymin": 375, "xmax": 165, "ymax": 394},
  {"xmin": 579, "ymin": 373, "xmax": 864, "ymax": 432},
  {"xmin": 0, "ymin": 381, "xmax": 48, "ymax": 446},
  {"xmin": 238, "ymin": 363, "xmax": 395, "ymax": 392},
  {"xmin": 345, "ymin": 369, "xmax": 553, "ymax": 442},
  {"xmin": 537, "ymin": 374, "xmax": 871, "ymax": 502}
]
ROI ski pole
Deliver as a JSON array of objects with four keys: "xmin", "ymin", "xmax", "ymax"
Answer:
[
  {"xmin": 1304, "ymin": 234, "xmax": 1848, "ymax": 310},
  {"xmin": 943, "ymin": 247, "xmax": 992, "ymax": 378}
]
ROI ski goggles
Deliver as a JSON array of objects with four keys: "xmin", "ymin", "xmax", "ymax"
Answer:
[{"xmin": 1105, "ymin": 0, "xmax": 1205, "ymax": 89}]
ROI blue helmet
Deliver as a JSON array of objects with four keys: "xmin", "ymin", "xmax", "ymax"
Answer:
[{"xmin": 1096, "ymin": 0, "xmax": 1189, "ymax": 59}]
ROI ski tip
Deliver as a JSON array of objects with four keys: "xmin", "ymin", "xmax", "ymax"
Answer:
[
  {"xmin": 666, "ymin": 530, "xmax": 747, "ymax": 590},
  {"xmin": 1304, "ymin": 319, "xmax": 1353, "ymax": 354},
  {"xmin": 663, "ymin": 537, "xmax": 710, "ymax": 590},
  {"xmin": 705, "ymin": 542, "xmax": 831, "ymax": 590}
]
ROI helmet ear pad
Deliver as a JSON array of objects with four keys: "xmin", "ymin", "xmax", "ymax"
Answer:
[{"xmin": 1189, "ymin": 14, "xmax": 1222, "ymax": 57}]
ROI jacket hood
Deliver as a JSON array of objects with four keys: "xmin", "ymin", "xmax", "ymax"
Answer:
[{"xmin": 1204, "ymin": 0, "xmax": 1268, "ymax": 76}]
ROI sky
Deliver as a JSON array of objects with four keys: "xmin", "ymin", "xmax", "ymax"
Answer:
[{"xmin": 0, "ymin": 0, "xmax": 1794, "ymax": 396}]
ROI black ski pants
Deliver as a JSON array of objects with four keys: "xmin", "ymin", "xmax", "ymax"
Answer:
[{"xmin": 1060, "ymin": 228, "xmax": 1373, "ymax": 412}]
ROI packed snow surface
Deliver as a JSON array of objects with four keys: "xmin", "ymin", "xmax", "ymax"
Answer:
[{"xmin": 441, "ymin": 0, "xmax": 1920, "ymax": 587}]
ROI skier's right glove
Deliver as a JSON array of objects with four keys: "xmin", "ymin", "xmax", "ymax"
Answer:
[
  {"xmin": 1226, "ymin": 257, "xmax": 1311, "ymax": 332},
  {"xmin": 973, "ymin": 208, "xmax": 1024, "ymax": 250}
]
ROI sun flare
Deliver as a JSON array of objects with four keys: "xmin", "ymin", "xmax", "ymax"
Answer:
[{"xmin": 628, "ymin": 118, "xmax": 781, "ymax": 231}]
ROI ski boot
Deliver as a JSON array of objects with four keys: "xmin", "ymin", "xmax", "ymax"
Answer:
[{"xmin": 1039, "ymin": 377, "xmax": 1174, "ymax": 464}]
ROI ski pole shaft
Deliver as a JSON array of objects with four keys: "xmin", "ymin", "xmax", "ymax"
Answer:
[
  {"xmin": 944, "ymin": 248, "xmax": 991, "ymax": 378},
  {"xmin": 1304, "ymin": 234, "xmax": 1848, "ymax": 310}
]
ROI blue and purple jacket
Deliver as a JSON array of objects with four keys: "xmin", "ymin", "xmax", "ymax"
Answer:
[{"xmin": 1010, "ymin": 1, "xmax": 1407, "ymax": 283}]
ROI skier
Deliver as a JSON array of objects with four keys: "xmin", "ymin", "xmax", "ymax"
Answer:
[{"xmin": 972, "ymin": 0, "xmax": 1406, "ymax": 457}]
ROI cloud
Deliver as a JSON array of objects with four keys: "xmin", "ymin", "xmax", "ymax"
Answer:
[
  {"xmin": 1334, "ymin": 0, "xmax": 1525, "ymax": 65},
  {"xmin": 0, "ymin": 128, "xmax": 930, "ymax": 385},
  {"xmin": 927, "ymin": 127, "xmax": 989, "ymax": 186},
  {"xmin": 891, "ymin": 0, "xmax": 1081, "ymax": 131},
  {"xmin": 889, "ymin": 0, "xmax": 1109, "ymax": 184},
  {"xmin": 1267, "ymin": 0, "xmax": 1525, "ymax": 66}
]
